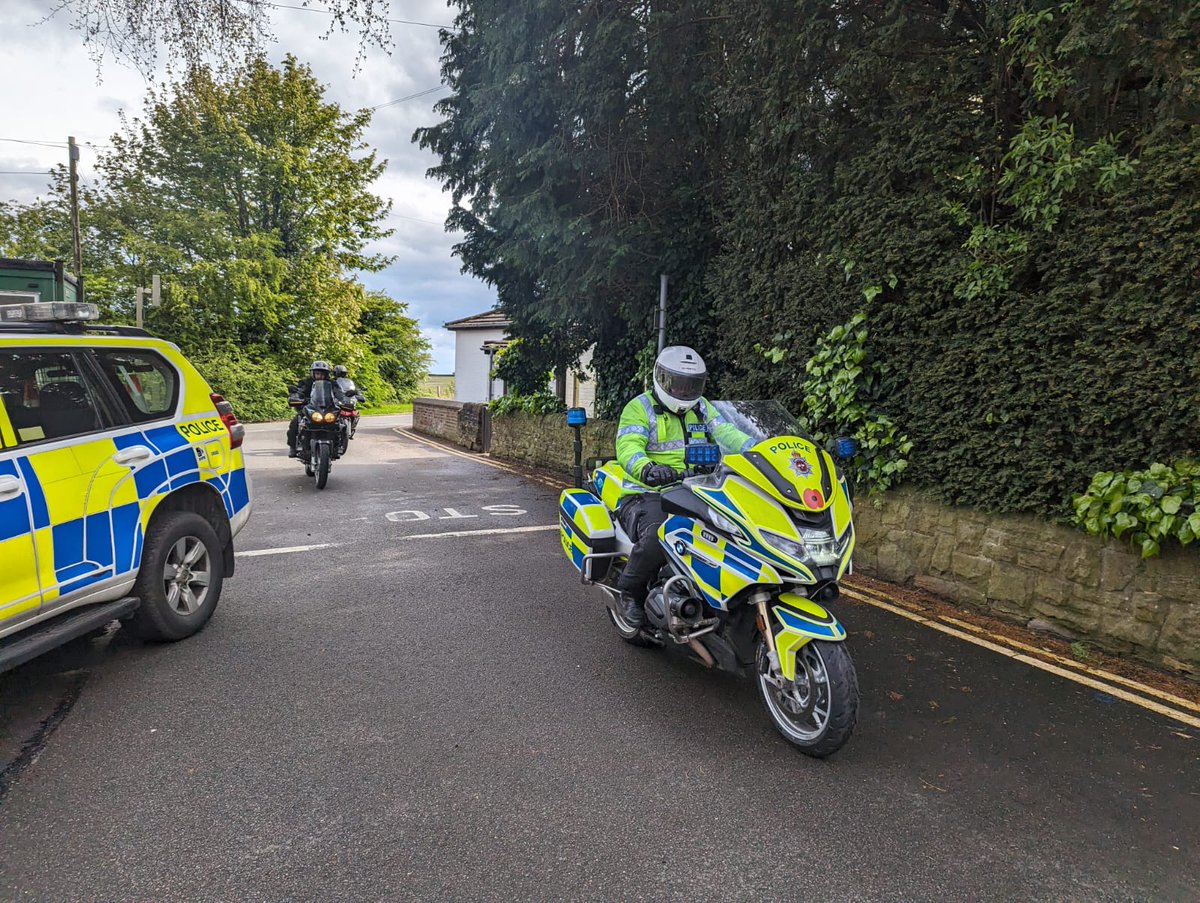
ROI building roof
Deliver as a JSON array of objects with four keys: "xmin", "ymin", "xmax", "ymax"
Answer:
[{"xmin": 444, "ymin": 309, "xmax": 511, "ymax": 331}]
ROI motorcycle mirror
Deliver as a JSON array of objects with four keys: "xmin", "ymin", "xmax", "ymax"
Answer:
[{"xmin": 833, "ymin": 436, "xmax": 859, "ymax": 459}]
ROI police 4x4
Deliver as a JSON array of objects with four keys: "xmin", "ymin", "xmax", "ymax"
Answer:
[{"xmin": 0, "ymin": 300, "xmax": 252, "ymax": 672}]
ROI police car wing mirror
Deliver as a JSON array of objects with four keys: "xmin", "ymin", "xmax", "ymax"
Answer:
[{"xmin": 684, "ymin": 442, "xmax": 721, "ymax": 468}]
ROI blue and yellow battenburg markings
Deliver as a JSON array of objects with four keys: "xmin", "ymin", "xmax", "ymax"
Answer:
[
  {"xmin": 559, "ymin": 488, "xmax": 616, "ymax": 573},
  {"xmin": 0, "ymin": 417, "xmax": 250, "ymax": 611}
]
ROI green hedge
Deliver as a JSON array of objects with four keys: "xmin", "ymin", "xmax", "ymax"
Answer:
[{"xmin": 191, "ymin": 350, "xmax": 294, "ymax": 423}]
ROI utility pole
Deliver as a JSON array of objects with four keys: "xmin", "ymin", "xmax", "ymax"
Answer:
[
  {"xmin": 135, "ymin": 275, "xmax": 161, "ymax": 329},
  {"xmin": 657, "ymin": 274, "xmax": 668, "ymax": 352},
  {"xmin": 68, "ymin": 137, "xmax": 82, "ymax": 298}
]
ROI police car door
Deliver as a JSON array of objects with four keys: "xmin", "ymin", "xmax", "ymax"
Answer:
[
  {"xmin": 0, "ymin": 414, "xmax": 42, "ymax": 634},
  {"xmin": 0, "ymin": 348, "xmax": 124, "ymax": 614}
]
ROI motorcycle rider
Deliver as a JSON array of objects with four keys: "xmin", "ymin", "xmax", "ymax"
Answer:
[
  {"xmin": 332, "ymin": 364, "xmax": 364, "ymax": 446},
  {"xmin": 614, "ymin": 346, "xmax": 752, "ymax": 628},
  {"xmin": 286, "ymin": 360, "xmax": 342, "ymax": 457},
  {"xmin": 332, "ymin": 364, "xmax": 365, "ymax": 403}
]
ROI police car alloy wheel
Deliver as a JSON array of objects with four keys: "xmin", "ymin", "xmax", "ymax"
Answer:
[{"xmin": 129, "ymin": 511, "xmax": 225, "ymax": 642}]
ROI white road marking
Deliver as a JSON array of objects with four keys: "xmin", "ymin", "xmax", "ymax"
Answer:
[
  {"xmin": 397, "ymin": 525, "xmax": 558, "ymax": 540},
  {"xmin": 237, "ymin": 543, "xmax": 340, "ymax": 558}
]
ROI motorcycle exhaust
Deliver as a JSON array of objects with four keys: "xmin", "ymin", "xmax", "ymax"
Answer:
[{"xmin": 688, "ymin": 638, "xmax": 715, "ymax": 669}]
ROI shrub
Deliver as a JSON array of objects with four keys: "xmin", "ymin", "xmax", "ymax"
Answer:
[
  {"xmin": 192, "ymin": 349, "xmax": 295, "ymax": 422},
  {"xmin": 489, "ymin": 391, "xmax": 566, "ymax": 416},
  {"xmin": 1072, "ymin": 461, "xmax": 1200, "ymax": 558}
]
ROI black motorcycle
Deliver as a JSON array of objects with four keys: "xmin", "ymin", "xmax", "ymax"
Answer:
[{"xmin": 289, "ymin": 381, "xmax": 346, "ymax": 489}]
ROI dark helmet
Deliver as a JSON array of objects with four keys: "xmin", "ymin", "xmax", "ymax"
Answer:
[
  {"xmin": 333, "ymin": 364, "xmax": 348, "ymax": 379},
  {"xmin": 311, "ymin": 360, "xmax": 331, "ymax": 379}
]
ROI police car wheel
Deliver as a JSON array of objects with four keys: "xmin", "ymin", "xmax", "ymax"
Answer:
[{"xmin": 129, "ymin": 511, "xmax": 224, "ymax": 642}]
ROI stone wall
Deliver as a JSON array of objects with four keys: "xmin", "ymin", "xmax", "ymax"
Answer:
[
  {"xmin": 853, "ymin": 489, "xmax": 1199, "ymax": 671},
  {"xmin": 432, "ymin": 410, "xmax": 1199, "ymax": 671},
  {"xmin": 490, "ymin": 411, "xmax": 617, "ymax": 473},
  {"xmin": 412, "ymin": 398, "xmax": 485, "ymax": 451}
]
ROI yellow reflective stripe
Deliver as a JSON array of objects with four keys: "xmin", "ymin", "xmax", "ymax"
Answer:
[{"xmin": 0, "ymin": 403, "xmax": 15, "ymax": 448}]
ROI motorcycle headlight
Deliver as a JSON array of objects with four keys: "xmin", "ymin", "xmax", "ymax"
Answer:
[
  {"xmin": 323, "ymin": 412, "xmax": 337, "ymax": 423},
  {"xmin": 311, "ymin": 411, "xmax": 323, "ymax": 423},
  {"xmin": 764, "ymin": 528, "xmax": 841, "ymax": 568}
]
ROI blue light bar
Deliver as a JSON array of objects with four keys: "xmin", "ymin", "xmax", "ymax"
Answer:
[{"xmin": 566, "ymin": 407, "xmax": 587, "ymax": 427}]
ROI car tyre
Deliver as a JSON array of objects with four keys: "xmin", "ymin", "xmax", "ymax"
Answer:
[{"xmin": 128, "ymin": 511, "xmax": 224, "ymax": 642}]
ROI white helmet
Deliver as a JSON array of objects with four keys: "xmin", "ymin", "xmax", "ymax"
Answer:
[{"xmin": 653, "ymin": 345, "xmax": 707, "ymax": 414}]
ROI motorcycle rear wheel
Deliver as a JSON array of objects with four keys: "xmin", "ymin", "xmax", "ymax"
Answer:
[
  {"xmin": 756, "ymin": 638, "xmax": 857, "ymax": 758},
  {"xmin": 316, "ymin": 443, "xmax": 331, "ymax": 490}
]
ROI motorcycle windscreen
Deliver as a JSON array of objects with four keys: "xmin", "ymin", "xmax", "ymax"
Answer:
[{"xmin": 309, "ymin": 379, "xmax": 334, "ymax": 409}]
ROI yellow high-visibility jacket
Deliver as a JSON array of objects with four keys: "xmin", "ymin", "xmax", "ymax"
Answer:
[{"xmin": 615, "ymin": 393, "xmax": 751, "ymax": 496}]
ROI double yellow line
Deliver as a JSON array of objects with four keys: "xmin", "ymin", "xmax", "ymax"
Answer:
[
  {"xmin": 842, "ymin": 582, "xmax": 1200, "ymax": 729},
  {"xmin": 395, "ymin": 426, "xmax": 1200, "ymax": 729}
]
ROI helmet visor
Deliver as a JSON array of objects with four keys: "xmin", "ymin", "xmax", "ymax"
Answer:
[{"xmin": 656, "ymin": 365, "xmax": 706, "ymax": 403}]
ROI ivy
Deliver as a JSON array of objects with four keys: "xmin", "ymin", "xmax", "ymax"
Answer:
[
  {"xmin": 760, "ymin": 312, "xmax": 913, "ymax": 495},
  {"xmin": 1072, "ymin": 462, "xmax": 1200, "ymax": 558}
]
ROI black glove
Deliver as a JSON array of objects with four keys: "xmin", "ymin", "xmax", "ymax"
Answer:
[{"xmin": 641, "ymin": 463, "xmax": 680, "ymax": 487}]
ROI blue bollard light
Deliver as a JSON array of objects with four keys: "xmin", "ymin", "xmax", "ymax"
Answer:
[
  {"xmin": 834, "ymin": 436, "xmax": 859, "ymax": 459},
  {"xmin": 567, "ymin": 407, "xmax": 587, "ymax": 427}
]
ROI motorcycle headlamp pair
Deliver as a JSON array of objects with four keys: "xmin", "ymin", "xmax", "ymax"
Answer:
[
  {"xmin": 764, "ymin": 528, "xmax": 842, "ymax": 568},
  {"xmin": 310, "ymin": 411, "xmax": 337, "ymax": 423}
]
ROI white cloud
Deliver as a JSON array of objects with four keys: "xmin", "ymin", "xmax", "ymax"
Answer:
[{"xmin": 0, "ymin": 0, "xmax": 491, "ymax": 371}]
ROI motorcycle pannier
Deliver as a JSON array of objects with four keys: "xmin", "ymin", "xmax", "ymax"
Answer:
[{"xmin": 559, "ymin": 489, "xmax": 616, "ymax": 582}]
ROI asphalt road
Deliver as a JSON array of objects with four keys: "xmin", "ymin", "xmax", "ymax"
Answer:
[{"xmin": 1, "ymin": 415, "xmax": 1197, "ymax": 902}]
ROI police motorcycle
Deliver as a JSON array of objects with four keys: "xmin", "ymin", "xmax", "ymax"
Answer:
[
  {"xmin": 288, "ymin": 379, "xmax": 350, "ymax": 489},
  {"xmin": 559, "ymin": 401, "xmax": 860, "ymax": 757}
]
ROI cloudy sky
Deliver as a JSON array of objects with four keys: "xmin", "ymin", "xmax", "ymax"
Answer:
[{"xmin": 0, "ymin": 0, "xmax": 496, "ymax": 372}]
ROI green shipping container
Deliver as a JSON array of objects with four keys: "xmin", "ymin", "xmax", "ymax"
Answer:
[{"xmin": 0, "ymin": 258, "xmax": 80, "ymax": 303}]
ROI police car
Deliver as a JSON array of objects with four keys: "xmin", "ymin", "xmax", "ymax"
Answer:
[{"xmin": 0, "ymin": 300, "xmax": 252, "ymax": 672}]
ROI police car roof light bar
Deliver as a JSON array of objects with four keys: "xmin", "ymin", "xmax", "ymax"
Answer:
[{"xmin": 0, "ymin": 301, "xmax": 101, "ymax": 323}]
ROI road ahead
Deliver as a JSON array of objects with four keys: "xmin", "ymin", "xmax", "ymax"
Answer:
[{"xmin": 1, "ymin": 416, "xmax": 1197, "ymax": 901}]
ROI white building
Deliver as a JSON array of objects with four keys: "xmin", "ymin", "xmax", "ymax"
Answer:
[
  {"xmin": 445, "ymin": 308, "xmax": 597, "ymax": 414},
  {"xmin": 445, "ymin": 309, "xmax": 510, "ymax": 403}
]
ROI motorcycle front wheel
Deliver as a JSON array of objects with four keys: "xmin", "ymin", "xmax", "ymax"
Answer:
[
  {"xmin": 755, "ymin": 638, "xmax": 858, "ymax": 758},
  {"xmin": 316, "ymin": 442, "xmax": 331, "ymax": 490}
]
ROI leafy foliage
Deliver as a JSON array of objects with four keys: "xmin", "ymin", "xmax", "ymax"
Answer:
[
  {"xmin": 489, "ymin": 391, "xmax": 565, "ymax": 416},
  {"xmin": 1073, "ymin": 462, "xmax": 1200, "ymax": 558},
  {"xmin": 491, "ymin": 339, "xmax": 551, "ymax": 398},
  {"xmin": 763, "ymin": 313, "xmax": 912, "ymax": 494},
  {"xmin": 0, "ymin": 57, "xmax": 429, "ymax": 419},
  {"xmin": 190, "ymin": 349, "xmax": 294, "ymax": 423},
  {"xmin": 49, "ymin": 0, "xmax": 396, "ymax": 75},
  {"xmin": 423, "ymin": 0, "xmax": 1199, "ymax": 522}
]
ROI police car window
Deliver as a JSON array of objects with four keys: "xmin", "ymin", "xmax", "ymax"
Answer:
[
  {"xmin": 93, "ymin": 350, "xmax": 178, "ymax": 423},
  {"xmin": 0, "ymin": 351, "xmax": 104, "ymax": 445}
]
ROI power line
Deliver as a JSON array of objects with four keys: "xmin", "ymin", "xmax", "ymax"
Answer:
[
  {"xmin": 0, "ymin": 138, "xmax": 65, "ymax": 149},
  {"xmin": 389, "ymin": 212, "xmax": 447, "ymax": 226},
  {"xmin": 370, "ymin": 85, "xmax": 447, "ymax": 111},
  {"xmin": 0, "ymin": 137, "xmax": 113, "ymax": 149},
  {"xmin": 0, "ymin": 171, "xmax": 52, "ymax": 175},
  {"xmin": 264, "ymin": 2, "xmax": 454, "ymax": 30}
]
